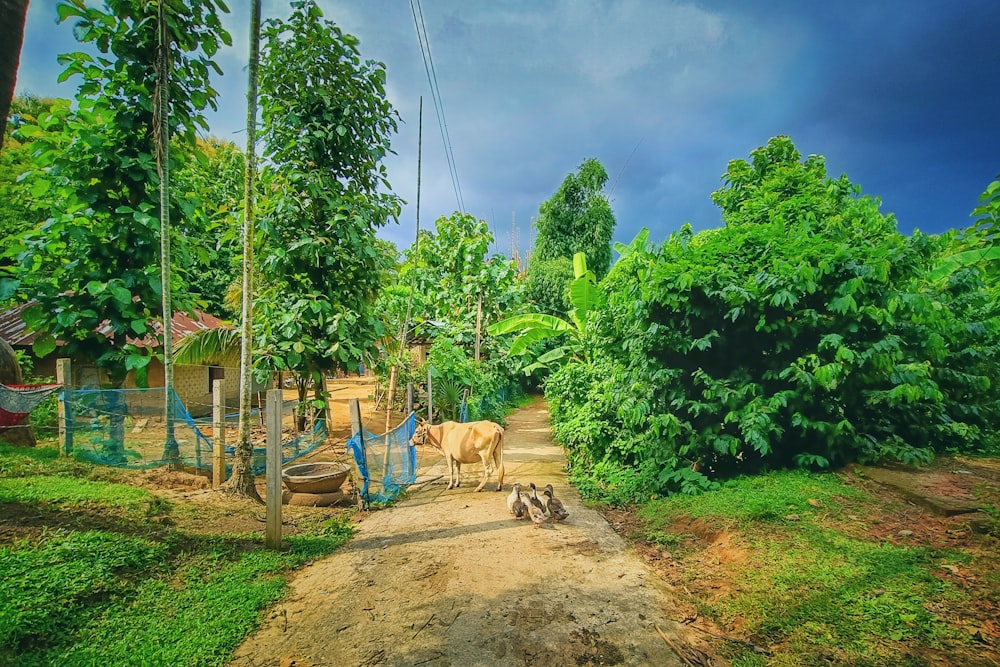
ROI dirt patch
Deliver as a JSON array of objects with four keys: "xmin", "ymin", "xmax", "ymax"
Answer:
[
  {"xmin": 605, "ymin": 459, "xmax": 1000, "ymax": 666},
  {"xmin": 228, "ymin": 399, "xmax": 705, "ymax": 667}
]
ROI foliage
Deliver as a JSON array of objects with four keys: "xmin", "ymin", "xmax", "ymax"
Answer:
[
  {"xmin": 972, "ymin": 174, "xmax": 1000, "ymax": 236},
  {"xmin": 523, "ymin": 256, "xmax": 573, "ymax": 317},
  {"xmin": 374, "ymin": 212, "xmax": 524, "ymax": 421},
  {"xmin": 6, "ymin": 0, "xmax": 231, "ymax": 388},
  {"xmin": 253, "ymin": 0, "xmax": 401, "ymax": 391},
  {"xmin": 527, "ymin": 157, "xmax": 616, "ymax": 315},
  {"xmin": 170, "ymin": 138, "xmax": 245, "ymax": 317},
  {"xmin": 397, "ymin": 212, "xmax": 523, "ymax": 346},
  {"xmin": 550, "ymin": 136, "xmax": 1000, "ymax": 501},
  {"xmin": 0, "ymin": 96, "xmax": 57, "ymax": 276},
  {"xmin": 489, "ymin": 252, "xmax": 597, "ymax": 375},
  {"xmin": 0, "ymin": 444, "xmax": 354, "ymax": 665},
  {"xmin": 532, "ymin": 157, "xmax": 616, "ymax": 279},
  {"xmin": 427, "ymin": 337, "xmax": 474, "ymax": 421}
]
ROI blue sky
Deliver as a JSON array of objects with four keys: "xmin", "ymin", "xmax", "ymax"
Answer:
[{"xmin": 15, "ymin": 1, "xmax": 1000, "ymax": 258}]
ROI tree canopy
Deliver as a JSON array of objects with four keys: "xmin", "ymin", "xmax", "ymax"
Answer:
[
  {"xmin": 252, "ymin": 0, "xmax": 402, "ymax": 386},
  {"xmin": 9, "ymin": 0, "xmax": 231, "ymax": 387},
  {"xmin": 527, "ymin": 158, "xmax": 615, "ymax": 316},
  {"xmin": 545, "ymin": 136, "xmax": 1000, "ymax": 501}
]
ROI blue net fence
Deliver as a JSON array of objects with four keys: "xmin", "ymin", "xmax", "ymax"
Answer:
[
  {"xmin": 60, "ymin": 387, "xmax": 326, "ymax": 475},
  {"xmin": 226, "ymin": 419, "xmax": 328, "ymax": 477},
  {"xmin": 347, "ymin": 411, "xmax": 417, "ymax": 504}
]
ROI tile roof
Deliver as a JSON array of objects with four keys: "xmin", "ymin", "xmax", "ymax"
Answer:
[{"xmin": 0, "ymin": 301, "xmax": 230, "ymax": 349}]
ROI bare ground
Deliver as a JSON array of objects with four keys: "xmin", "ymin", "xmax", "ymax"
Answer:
[{"xmin": 227, "ymin": 398, "xmax": 704, "ymax": 667}]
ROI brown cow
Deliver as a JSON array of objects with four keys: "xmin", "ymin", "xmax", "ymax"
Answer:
[{"xmin": 410, "ymin": 419, "xmax": 505, "ymax": 492}]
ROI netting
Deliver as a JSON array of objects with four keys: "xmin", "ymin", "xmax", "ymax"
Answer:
[
  {"xmin": 60, "ymin": 387, "xmax": 326, "ymax": 473},
  {"xmin": 229, "ymin": 420, "xmax": 328, "ymax": 476},
  {"xmin": 62, "ymin": 387, "xmax": 213, "ymax": 467},
  {"xmin": 0, "ymin": 383, "xmax": 62, "ymax": 427},
  {"xmin": 347, "ymin": 411, "xmax": 417, "ymax": 504}
]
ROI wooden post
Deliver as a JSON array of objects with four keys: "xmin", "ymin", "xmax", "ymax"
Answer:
[
  {"xmin": 474, "ymin": 292, "xmax": 482, "ymax": 363},
  {"xmin": 406, "ymin": 382, "xmax": 414, "ymax": 414},
  {"xmin": 265, "ymin": 388, "xmax": 283, "ymax": 550},
  {"xmin": 426, "ymin": 367, "xmax": 433, "ymax": 425},
  {"xmin": 349, "ymin": 398, "xmax": 366, "ymax": 505},
  {"xmin": 385, "ymin": 365, "xmax": 398, "ymax": 435},
  {"xmin": 56, "ymin": 358, "xmax": 71, "ymax": 456},
  {"xmin": 212, "ymin": 378, "xmax": 226, "ymax": 488}
]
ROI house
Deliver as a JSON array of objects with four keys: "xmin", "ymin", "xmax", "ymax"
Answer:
[{"xmin": 0, "ymin": 302, "xmax": 250, "ymax": 418}]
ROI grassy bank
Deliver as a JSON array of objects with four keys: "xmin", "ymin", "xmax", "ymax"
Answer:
[
  {"xmin": 621, "ymin": 468, "xmax": 1000, "ymax": 666},
  {"xmin": 0, "ymin": 444, "xmax": 354, "ymax": 666}
]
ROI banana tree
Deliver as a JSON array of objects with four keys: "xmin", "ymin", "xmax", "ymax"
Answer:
[{"xmin": 488, "ymin": 252, "xmax": 597, "ymax": 374}]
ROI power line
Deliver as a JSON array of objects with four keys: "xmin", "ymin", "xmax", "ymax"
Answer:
[{"xmin": 409, "ymin": 0, "xmax": 464, "ymax": 213}]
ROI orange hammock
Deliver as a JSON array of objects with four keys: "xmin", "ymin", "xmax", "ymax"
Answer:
[{"xmin": 0, "ymin": 383, "xmax": 62, "ymax": 427}]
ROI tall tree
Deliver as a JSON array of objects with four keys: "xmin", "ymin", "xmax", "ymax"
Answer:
[
  {"xmin": 527, "ymin": 158, "xmax": 615, "ymax": 315},
  {"xmin": 154, "ymin": 0, "xmax": 178, "ymax": 465},
  {"xmin": 0, "ymin": 0, "xmax": 29, "ymax": 152},
  {"xmin": 11, "ymin": 0, "xmax": 230, "ymax": 460},
  {"xmin": 253, "ymin": 0, "xmax": 402, "ymax": 400},
  {"xmin": 397, "ymin": 211, "xmax": 522, "ymax": 345},
  {"xmin": 227, "ymin": 0, "xmax": 263, "ymax": 501}
]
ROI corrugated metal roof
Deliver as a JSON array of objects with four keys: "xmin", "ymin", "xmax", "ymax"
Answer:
[{"xmin": 0, "ymin": 301, "xmax": 231, "ymax": 349}]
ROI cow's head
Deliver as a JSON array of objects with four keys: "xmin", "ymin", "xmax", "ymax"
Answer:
[{"xmin": 410, "ymin": 419, "xmax": 431, "ymax": 447}]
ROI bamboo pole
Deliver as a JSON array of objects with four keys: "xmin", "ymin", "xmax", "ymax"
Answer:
[{"xmin": 426, "ymin": 367, "xmax": 433, "ymax": 424}]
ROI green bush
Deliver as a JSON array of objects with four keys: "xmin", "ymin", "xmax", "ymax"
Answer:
[{"xmin": 549, "ymin": 137, "xmax": 1000, "ymax": 501}]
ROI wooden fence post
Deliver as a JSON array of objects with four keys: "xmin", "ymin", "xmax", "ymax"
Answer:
[
  {"xmin": 385, "ymin": 365, "xmax": 398, "ymax": 435},
  {"xmin": 427, "ymin": 367, "xmax": 433, "ymax": 425},
  {"xmin": 56, "ymin": 358, "xmax": 71, "ymax": 456},
  {"xmin": 406, "ymin": 382, "xmax": 414, "ymax": 415},
  {"xmin": 212, "ymin": 378, "xmax": 226, "ymax": 488},
  {"xmin": 349, "ymin": 398, "xmax": 366, "ymax": 506},
  {"xmin": 265, "ymin": 388, "xmax": 283, "ymax": 550}
]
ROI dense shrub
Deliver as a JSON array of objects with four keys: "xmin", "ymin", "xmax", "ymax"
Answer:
[{"xmin": 548, "ymin": 137, "xmax": 1000, "ymax": 501}]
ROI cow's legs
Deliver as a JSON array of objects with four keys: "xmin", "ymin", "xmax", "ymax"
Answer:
[
  {"xmin": 445, "ymin": 454, "xmax": 458, "ymax": 489},
  {"xmin": 493, "ymin": 449, "xmax": 505, "ymax": 492},
  {"xmin": 474, "ymin": 452, "xmax": 491, "ymax": 492}
]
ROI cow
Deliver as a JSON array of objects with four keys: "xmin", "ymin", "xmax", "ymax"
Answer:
[{"xmin": 410, "ymin": 419, "xmax": 505, "ymax": 492}]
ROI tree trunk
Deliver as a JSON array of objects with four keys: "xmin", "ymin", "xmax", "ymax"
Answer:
[
  {"xmin": 0, "ymin": 0, "xmax": 29, "ymax": 153},
  {"xmin": 155, "ymin": 0, "xmax": 180, "ymax": 468},
  {"xmin": 222, "ymin": 0, "xmax": 263, "ymax": 503}
]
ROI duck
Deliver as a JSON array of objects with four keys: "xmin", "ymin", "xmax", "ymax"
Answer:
[
  {"xmin": 507, "ymin": 482, "xmax": 528, "ymax": 519},
  {"xmin": 543, "ymin": 484, "xmax": 569, "ymax": 522},
  {"xmin": 527, "ymin": 496, "xmax": 550, "ymax": 528},
  {"xmin": 528, "ymin": 482, "xmax": 545, "ymax": 513}
]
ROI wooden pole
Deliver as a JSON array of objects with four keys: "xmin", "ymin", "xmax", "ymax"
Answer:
[
  {"xmin": 385, "ymin": 365, "xmax": 398, "ymax": 435},
  {"xmin": 406, "ymin": 382, "xmax": 414, "ymax": 414},
  {"xmin": 212, "ymin": 378, "xmax": 226, "ymax": 488},
  {"xmin": 426, "ymin": 367, "xmax": 433, "ymax": 425},
  {"xmin": 474, "ymin": 292, "xmax": 482, "ymax": 363},
  {"xmin": 349, "ymin": 398, "xmax": 366, "ymax": 505},
  {"xmin": 265, "ymin": 388, "xmax": 283, "ymax": 550},
  {"xmin": 56, "ymin": 358, "xmax": 71, "ymax": 456}
]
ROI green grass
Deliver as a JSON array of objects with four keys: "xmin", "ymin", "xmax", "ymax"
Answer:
[
  {"xmin": 0, "ymin": 445, "xmax": 354, "ymax": 666},
  {"xmin": 638, "ymin": 470, "xmax": 972, "ymax": 666},
  {"xmin": 0, "ymin": 474, "xmax": 155, "ymax": 508},
  {"xmin": 639, "ymin": 469, "xmax": 867, "ymax": 527},
  {"xmin": 0, "ymin": 443, "xmax": 92, "ymax": 476}
]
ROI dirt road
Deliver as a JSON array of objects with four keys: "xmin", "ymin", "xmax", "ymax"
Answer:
[{"xmin": 228, "ymin": 399, "xmax": 693, "ymax": 667}]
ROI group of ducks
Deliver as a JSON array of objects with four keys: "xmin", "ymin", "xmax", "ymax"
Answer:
[{"xmin": 506, "ymin": 482, "xmax": 569, "ymax": 527}]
